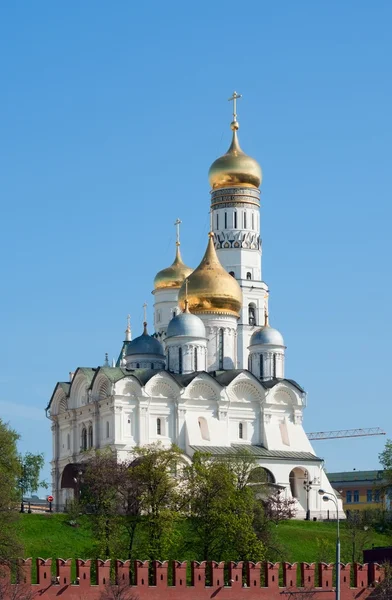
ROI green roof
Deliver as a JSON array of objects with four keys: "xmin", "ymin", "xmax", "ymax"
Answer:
[
  {"xmin": 328, "ymin": 470, "xmax": 385, "ymax": 483},
  {"xmin": 190, "ymin": 444, "xmax": 320, "ymax": 462}
]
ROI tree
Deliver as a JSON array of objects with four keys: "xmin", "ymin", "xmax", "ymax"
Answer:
[
  {"xmin": 371, "ymin": 562, "xmax": 392, "ymax": 599},
  {"xmin": 0, "ymin": 418, "xmax": 22, "ymax": 561},
  {"xmin": 99, "ymin": 580, "xmax": 139, "ymax": 600},
  {"xmin": 185, "ymin": 451, "xmax": 265, "ymax": 562},
  {"xmin": 18, "ymin": 452, "xmax": 47, "ymax": 512},
  {"xmin": 129, "ymin": 444, "xmax": 185, "ymax": 562},
  {"xmin": 341, "ymin": 511, "xmax": 373, "ymax": 564},
  {"xmin": 81, "ymin": 450, "xmax": 125, "ymax": 559},
  {"xmin": 263, "ymin": 490, "xmax": 296, "ymax": 525}
]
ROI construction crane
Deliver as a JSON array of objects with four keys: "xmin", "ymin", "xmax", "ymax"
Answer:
[{"xmin": 306, "ymin": 427, "xmax": 386, "ymax": 441}]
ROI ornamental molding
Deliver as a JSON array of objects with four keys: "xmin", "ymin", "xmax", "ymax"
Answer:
[{"xmin": 214, "ymin": 230, "xmax": 260, "ymax": 251}]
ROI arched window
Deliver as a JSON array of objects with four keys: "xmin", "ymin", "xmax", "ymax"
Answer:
[
  {"xmin": 248, "ymin": 355, "xmax": 252, "ymax": 371},
  {"xmin": 273, "ymin": 354, "xmax": 277, "ymax": 378},
  {"xmin": 224, "ymin": 212, "xmax": 227, "ymax": 229},
  {"xmin": 167, "ymin": 350, "xmax": 170, "ymax": 371},
  {"xmin": 229, "ymin": 271, "xmax": 235, "ymax": 277},
  {"xmin": 151, "ymin": 362, "xmax": 154, "ymax": 369},
  {"xmin": 234, "ymin": 211, "xmax": 237, "ymax": 229},
  {"xmin": 239, "ymin": 422, "xmax": 244, "ymax": 439},
  {"xmin": 88, "ymin": 425, "xmax": 93, "ymax": 449},
  {"xmin": 136, "ymin": 363, "xmax": 140, "ymax": 368},
  {"xmin": 106, "ymin": 421, "xmax": 110, "ymax": 439},
  {"xmin": 194, "ymin": 347, "xmax": 198, "ymax": 371},
  {"xmin": 246, "ymin": 272, "xmax": 252, "ymax": 280},
  {"xmin": 248, "ymin": 303, "xmax": 256, "ymax": 325},
  {"xmin": 157, "ymin": 418, "xmax": 161, "ymax": 435},
  {"xmin": 67, "ymin": 433, "xmax": 70, "ymax": 450},
  {"xmin": 218, "ymin": 329, "xmax": 224, "ymax": 370},
  {"xmin": 81, "ymin": 427, "xmax": 87, "ymax": 451},
  {"xmin": 178, "ymin": 347, "xmax": 183, "ymax": 374},
  {"xmin": 172, "ymin": 310, "xmax": 176, "ymax": 319},
  {"xmin": 252, "ymin": 212, "xmax": 255, "ymax": 230},
  {"xmin": 198, "ymin": 417, "xmax": 210, "ymax": 440},
  {"xmin": 260, "ymin": 355, "xmax": 264, "ymax": 379},
  {"xmin": 216, "ymin": 213, "xmax": 219, "ymax": 230},
  {"xmin": 243, "ymin": 211, "xmax": 247, "ymax": 229}
]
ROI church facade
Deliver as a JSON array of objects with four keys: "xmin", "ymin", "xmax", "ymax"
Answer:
[{"xmin": 47, "ymin": 96, "xmax": 341, "ymax": 518}]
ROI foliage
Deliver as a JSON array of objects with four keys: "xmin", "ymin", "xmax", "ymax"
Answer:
[
  {"xmin": 80, "ymin": 444, "xmax": 185, "ymax": 562},
  {"xmin": 18, "ymin": 453, "xmax": 47, "ymax": 499},
  {"xmin": 129, "ymin": 444, "xmax": 185, "ymax": 562},
  {"xmin": 371, "ymin": 562, "xmax": 392, "ymax": 599},
  {"xmin": 0, "ymin": 418, "xmax": 22, "ymax": 560},
  {"xmin": 184, "ymin": 451, "xmax": 265, "ymax": 562},
  {"xmin": 99, "ymin": 580, "xmax": 139, "ymax": 600},
  {"xmin": 0, "ymin": 567, "xmax": 33, "ymax": 600},
  {"xmin": 263, "ymin": 490, "xmax": 297, "ymax": 524},
  {"xmin": 341, "ymin": 511, "xmax": 373, "ymax": 564}
]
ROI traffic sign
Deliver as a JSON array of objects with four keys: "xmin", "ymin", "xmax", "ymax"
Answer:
[{"xmin": 47, "ymin": 495, "xmax": 54, "ymax": 502}]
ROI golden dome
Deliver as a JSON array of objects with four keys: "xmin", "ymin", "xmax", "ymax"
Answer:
[
  {"xmin": 178, "ymin": 234, "xmax": 242, "ymax": 317},
  {"xmin": 154, "ymin": 245, "xmax": 193, "ymax": 291},
  {"xmin": 208, "ymin": 121, "xmax": 262, "ymax": 190}
]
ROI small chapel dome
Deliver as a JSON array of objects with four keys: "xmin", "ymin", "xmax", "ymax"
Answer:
[
  {"xmin": 178, "ymin": 233, "xmax": 242, "ymax": 318},
  {"xmin": 166, "ymin": 307, "xmax": 206, "ymax": 339},
  {"xmin": 126, "ymin": 323, "xmax": 165, "ymax": 357},
  {"xmin": 208, "ymin": 120, "xmax": 262, "ymax": 190},
  {"xmin": 250, "ymin": 325, "xmax": 285, "ymax": 347},
  {"xmin": 154, "ymin": 245, "xmax": 193, "ymax": 291}
]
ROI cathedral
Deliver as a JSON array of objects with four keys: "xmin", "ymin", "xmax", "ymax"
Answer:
[{"xmin": 47, "ymin": 94, "xmax": 341, "ymax": 518}]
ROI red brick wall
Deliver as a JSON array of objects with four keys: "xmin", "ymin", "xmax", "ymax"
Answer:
[{"xmin": 1, "ymin": 559, "xmax": 384, "ymax": 600}]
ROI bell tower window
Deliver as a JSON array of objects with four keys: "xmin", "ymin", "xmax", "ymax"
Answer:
[
  {"xmin": 234, "ymin": 212, "xmax": 237, "ymax": 229},
  {"xmin": 260, "ymin": 355, "xmax": 264, "ymax": 379},
  {"xmin": 224, "ymin": 212, "xmax": 227, "ymax": 229},
  {"xmin": 273, "ymin": 354, "xmax": 277, "ymax": 378},
  {"xmin": 157, "ymin": 418, "xmax": 161, "ymax": 435},
  {"xmin": 194, "ymin": 347, "xmax": 198, "ymax": 371},
  {"xmin": 243, "ymin": 211, "xmax": 247, "ymax": 229},
  {"xmin": 216, "ymin": 213, "xmax": 219, "ymax": 229},
  {"xmin": 239, "ymin": 422, "xmax": 244, "ymax": 439},
  {"xmin": 248, "ymin": 303, "xmax": 256, "ymax": 325},
  {"xmin": 252, "ymin": 212, "xmax": 255, "ymax": 230},
  {"xmin": 246, "ymin": 272, "xmax": 252, "ymax": 281}
]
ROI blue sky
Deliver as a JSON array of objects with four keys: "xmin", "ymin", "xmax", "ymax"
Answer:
[{"xmin": 0, "ymin": 1, "xmax": 391, "ymax": 491}]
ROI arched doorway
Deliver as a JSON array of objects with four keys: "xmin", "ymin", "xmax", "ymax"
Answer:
[
  {"xmin": 60, "ymin": 463, "xmax": 85, "ymax": 507},
  {"xmin": 289, "ymin": 467, "xmax": 307, "ymax": 509}
]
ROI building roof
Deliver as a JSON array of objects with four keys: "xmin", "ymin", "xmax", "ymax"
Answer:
[
  {"xmin": 190, "ymin": 444, "xmax": 321, "ymax": 462},
  {"xmin": 328, "ymin": 470, "xmax": 386, "ymax": 483}
]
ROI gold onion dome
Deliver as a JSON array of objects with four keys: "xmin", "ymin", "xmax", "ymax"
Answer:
[
  {"xmin": 154, "ymin": 245, "xmax": 193, "ymax": 291},
  {"xmin": 178, "ymin": 233, "xmax": 242, "ymax": 318},
  {"xmin": 208, "ymin": 121, "xmax": 262, "ymax": 190}
]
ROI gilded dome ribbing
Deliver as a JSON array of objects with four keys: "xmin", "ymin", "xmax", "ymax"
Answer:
[
  {"xmin": 178, "ymin": 234, "xmax": 242, "ymax": 317},
  {"xmin": 154, "ymin": 245, "xmax": 193, "ymax": 291},
  {"xmin": 208, "ymin": 121, "xmax": 262, "ymax": 190}
]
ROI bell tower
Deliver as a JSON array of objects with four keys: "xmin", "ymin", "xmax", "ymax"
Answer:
[{"xmin": 208, "ymin": 93, "xmax": 269, "ymax": 368}]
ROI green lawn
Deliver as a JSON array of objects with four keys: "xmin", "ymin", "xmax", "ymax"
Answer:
[{"xmin": 17, "ymin": 513, "xmax": 391, "ymax": 565}]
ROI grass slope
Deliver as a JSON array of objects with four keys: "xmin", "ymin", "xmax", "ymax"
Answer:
[{"xmin": 18, "ymin": 514, "xmax": 391, "ymax": 564}]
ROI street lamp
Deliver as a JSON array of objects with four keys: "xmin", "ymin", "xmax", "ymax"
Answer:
[
  {"xmin": 319, "ymin": 489, "xmax": 340, "ymax": 600},
  {"xmin": 303, "ymin": 471, "xmax": 313, "ymax": 521}
]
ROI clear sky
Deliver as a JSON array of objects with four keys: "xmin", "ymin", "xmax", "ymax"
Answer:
[{"xmin": 0, "ymin": 1, "xmax": 391, "ymax": 492}]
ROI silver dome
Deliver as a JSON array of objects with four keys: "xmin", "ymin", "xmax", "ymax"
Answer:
[
  {"xmin": 166, "ymin": 311, "xmax": 206, "ymax": 339},
  {"xmin": 250, "ymin": 326, "xmax": 284, "ymax": 347},
  {"xmin": 126, "ymin": 331, "xmax": 165, "ymax": 357}
]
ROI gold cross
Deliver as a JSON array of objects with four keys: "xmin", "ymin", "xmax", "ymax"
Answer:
[
  {"xmin": 142, "ymin": 303, "xmax": 147, "ymax": 323},
  {"xmin": 228, "ymin": 91, "xmax": 242, "ymax": 122},
  {"xmin": 174, "ymin": 218, "xmax": 182, "ymax": 246}
]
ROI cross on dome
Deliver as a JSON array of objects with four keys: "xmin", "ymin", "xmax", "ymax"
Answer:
[{"xmin": 228, "ymin": 91, "xmax": 242, "ymax": 122}]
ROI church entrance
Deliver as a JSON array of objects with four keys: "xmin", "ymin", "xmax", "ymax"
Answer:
[{"xmin": 289, "ymin": 467, "xmax": 307, "ymax": 511}]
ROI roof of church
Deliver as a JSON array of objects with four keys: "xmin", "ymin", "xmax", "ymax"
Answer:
[{"xmin": 190, "ymin": 444, "xmax": 321, "ymax": 462}]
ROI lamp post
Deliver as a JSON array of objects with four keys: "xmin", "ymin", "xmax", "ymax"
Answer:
[
  {"xmin": 303, "ymin": 471, "xmax": 313, "ymax": 521},
  {"xmin": 319, "ymin": 489, "xmax": 340, "ymax": 600}
]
